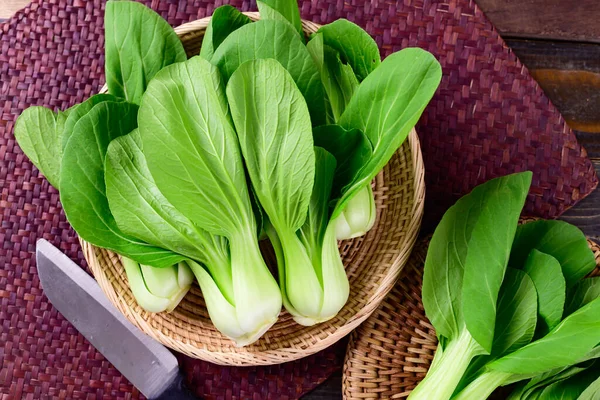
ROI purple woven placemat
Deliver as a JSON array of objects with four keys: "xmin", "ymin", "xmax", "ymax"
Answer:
[{"xmin": 0, "ymin": 0, "xmax": 597, "ymax": 399}]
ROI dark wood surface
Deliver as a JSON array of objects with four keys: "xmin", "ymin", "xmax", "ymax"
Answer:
[{"xmin": 475, "ymin": 0, "xmax": 600, "ymax": 43}]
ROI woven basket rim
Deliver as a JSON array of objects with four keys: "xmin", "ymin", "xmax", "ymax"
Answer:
[{"xmin": 84, "ymin": 12, "xmax": 427, "ymax": 366}]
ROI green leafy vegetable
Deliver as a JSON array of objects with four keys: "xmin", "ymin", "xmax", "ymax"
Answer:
[
  {"xmin": 578, "ymin": 371, "xmax": 600, "ymax": 400},
  {"xmin": 14, "ymin": 106, "xmax": 71, "ymax": 188},
  {"xmin": 304, "ymin": 150, "xmax": 350, "ymax": 322},
  {"xmin": 565, "ymin": 277, "xmax": 600, "ymax": 317},
  {"xmin": 257, "ymin": 1, "xmax": 302, "ymax": 40},
  {"xmin": 104, "ymin": 0, "xmax": 186, "ymax": 104},
  {"xmin": 457, "ymin": 267, "xmax": 538, "ymax": 392},
  {"xmin": 104, "ymin": 129, "xmax": 233, "ymax": 302},
  {"xmin": 335, "ymin": 47, "xmax": 442, "ymax": 218},
  {"xmin": 16, "ymin": 0, "xmax": 448, "ymax": 345},
  {"xmin": 60, "ymin": 100, "xmax": 183, "ymax": 267},
  {"xmin": 510, "ymin": 220, "xmax": 596, "ymax": 287},
  {"xmin": 137, "ymin": 56, "xmax": 282, "ymax": 345},
  {"xmin": 460, "ymin": 176, "xmax": 533, "ymax": 353},
  {"xmin": 317, "ymin": 19, "xmax": 380, "ymax": 81},
  {"xmin": 256, "ymin": 0, "xmax": 303, "ymax": 38},
  {"xmin": 312, "ymin": 124, "xmax": 372, "ymax": 200},
  {"xmin": 522, "ymin": 249, "xmax": 566, "ymax": 335},
  {"xmin": 312, "ymin": 124, "xmax": 374, "ymax": 240},
  {"xmin": 409, "ymin": 172, "xmax": 532, "ymax": 400},
  {"xmin": 199, "ymin": 5, "xmax": 251, "ymax": 60},
  {"xmin": 508, "ymin": 364, "xmax": 591, "ymax": 400},
  {"xmin": 453, "ymin": 297, "xmax": 600, "ymax": 399},
  {"xmin": 227, "ymin": 59, "xmax": 342, "ymax": 324},
  {"xmin": 211, "ymin": 19, "xmax": 326, "ymax": 126},
  {"xmin": 307, "ymin": 33, "xmax": 359, "ymax": 123},
  {"xmin": 490, "ymin": 268, "xmax": 539, "ymax": 356},
  {"xmin": 62, "ymin": 94, "xmax": 121, "ymax": 149},
  {"xmin": 270, "ymin": 147, "xmax": 341, "ymax": 324}
]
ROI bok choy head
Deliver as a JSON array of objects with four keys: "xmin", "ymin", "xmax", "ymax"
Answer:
[
  {"xmin": 226, "ymin": 59, "xmax": 348, "ymax": 325},
  {"xmin": 137, "ymin": 56, "xmax": 282, "ymax": 346}
]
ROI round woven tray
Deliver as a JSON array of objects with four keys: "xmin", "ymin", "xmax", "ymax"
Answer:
[
  {"xmin": 81, "ymin": 12, "xmax": 425, "ymax": 366},
  {"xmin": 342, "ymin": 233, "xmax": 600, "ymax": 399}
]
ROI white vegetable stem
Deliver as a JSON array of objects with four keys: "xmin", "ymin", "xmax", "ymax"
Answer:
[
  {"xmin": 333, "ymin": 184, "xmax": 376, "ymax": 240},
  {"xmin": 187, "ymin": 230, "xmax": 282, "ymax": 347},
  {"xmin": 268, "ymin": 222, "xmax": 349, "ymax": 326},
  {"xmin": 408, "ymin": 328, "xmax": 485, "ymax": 400},
  {"xmin": 122, "ymin": 257, "xmax": 193, "ymax": 313},
  {"xmin": 451, "ymin": 370, "xmax": 513, "ymax": 400}
]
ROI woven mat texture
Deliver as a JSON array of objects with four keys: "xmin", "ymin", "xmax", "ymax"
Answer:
[{"xmin": 0, "ymin": 0, "xmax": 597, "ymax": 399}]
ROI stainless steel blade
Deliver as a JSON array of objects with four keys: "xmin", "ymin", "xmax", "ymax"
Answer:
[{"xmin": 36, "ymin": 239, "xmax": 179, "ymax": 399}]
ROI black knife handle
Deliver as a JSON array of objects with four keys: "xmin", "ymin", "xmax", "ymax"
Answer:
[{"xmin": 154, "ymin": 372, "xmax": 198, "ymax": 400}]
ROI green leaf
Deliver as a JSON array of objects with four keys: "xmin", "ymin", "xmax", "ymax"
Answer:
[
  {"xmin": 492, "ymin": 268, "xmax": 538, "ymax": 356},
  {"xmin": 297, "ymin": 147, "xmax": 337, "ymax": 273},
  {"xmin": 257, "ymin": 1, "xmax": 302, "ymax": 40},
  {"xmin": 199, "ymin": 5, "xmax": 251, "ymax": 60},
  {"xmin": 422, "ymin": 172, "xmax": 532, "ymax": 343},
  {"xmin": 457, "ymin": 267, "xmax": 539, "ymax": 395},
  {"xmin": 579, "ymin": 372, "xmax": 600, "ymax": 400},
  {"xmin": 335, "ymin": 47, "xmax": 442, "ymax": 218},
  {"xmin": 510, "ymin": 220, "xmax": 596, "ymax": 287},
  {"xmin": 256, "ymin": 0, "xmax": 303, "ymax": 38},
  {"xmin": 104, "ymin": 130, "xmax": 233, "ymax": 302},
  {"xmin": 489, "ymin": 296, "xmax": 600, "ymax": 375},
  {"xmin": 226, "ymin": 59, "xmax": 321, "ymax": 318},
  {"xmin": 137, "ymin": 56, "xmax": 282, "ymax": 339},
  {"xmin": 565, "ymin": 277, "xmax": 600, "ymax": 317},
  {"xmin": 14, "ymin": 106, "xmax": 70, "ymax": 188},
  {"xmin": 461, "ymin": 172, "xmax": 533, "ymax": 352},
  {"xmin": 60, "ymin": 101, "xmax": 182, "ymax": 268},
  {"xmin": 211, "ymin": 19, "xmax": 326, "ymax": 126},
  {"xmin": 523, "ymin": 249, "xmax": 566, "ymax": 335},
  {"xmin": 317, "ymin": 19, "xmax": 380, "ymax": 81},
  {"xmin": 138, "ymin": 56, "xmax": 253, "ymax": 238},
  {"xmin": 226, "ymin": 59, "xmax": 314, "ymax": 232},
  {"xmin": 104, "ymin": 0, "xmax": 187, "ymax": 104},
  {"xmin": 521, "ymin": 364, "xmax": 600, "ymax": 400},
  {"xmin": 62, "ymin": 94, "xmax": 121, "ymax": 149},
  {"xmin": 511, "ymin": 365, "xmax": 591, "ymax": 400},
  {"xmin": 307, "ymin": 33, "xmax": 359, "ymax": 123},
  {"xmin": 312, "ymin": 124, "xmax": 372, "ymax": 201},
  {"xmin": 272, "ymin": 147, "xmax": 338, "ymax": 323}
]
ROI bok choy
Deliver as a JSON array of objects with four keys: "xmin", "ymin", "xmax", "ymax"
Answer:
[
  {"xmin": 15, "ymin": 0, "xmax": 444, "ymax": 345},
  {"xmin": 408, "ymin": 172, "xmax": 600, "ymax": 399},
  {"xmin": 137, "ymin": 56, "xmax": 282, "ymax": 345}
]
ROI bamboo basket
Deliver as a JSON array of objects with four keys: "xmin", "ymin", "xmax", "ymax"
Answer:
[
  {"xmin": 342, "ymin": 233, "xmax": 600, "ymax": 398},
  {"xmin": 81, "ymin": 12, "xmax": 426, "ymax": 366}
]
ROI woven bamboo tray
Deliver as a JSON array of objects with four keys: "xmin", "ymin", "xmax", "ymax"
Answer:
[
  {"xmin": 80, "ymin": 12, "xmax": 426, "ymax": 366},
  {"xmin": 342, "ymin": 233, "xmax": 600, "ymax": 399}
]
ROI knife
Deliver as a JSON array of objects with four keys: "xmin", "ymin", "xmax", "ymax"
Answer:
[{"xmin": 36, "ymin": 238, "xmax": 197, "ymax": 400}]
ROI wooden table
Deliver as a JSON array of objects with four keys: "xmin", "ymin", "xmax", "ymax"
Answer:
[{"xmin": 2, "ymin": 0, "xmax": 598, "ymax": 399}]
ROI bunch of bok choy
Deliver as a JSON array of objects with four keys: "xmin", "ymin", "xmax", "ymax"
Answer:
[
  {"xmin": 407, "ymin": 172, "xmax": 600, "ymax": 400},
  {"xmin": 14, "ymin": 0, "xmax": 442, "ymax": 345}
]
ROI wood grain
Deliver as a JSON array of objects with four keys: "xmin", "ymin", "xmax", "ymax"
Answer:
[
  {"xmin": 503, "ymin": 38, "xmax": 600, "ymax": 237},
  {"xmin": 561, "ymin": 159, "xmax": 600, "ymax": 242},
  {"xmin": 0, "ymin": 0, "xmax": 30, "ymax": 20},
  {"xmin": 506, "ymin": 39, "xmax": 600, "ymax": 134},
  {"xmin": 476, "ymin": 0, "xmax": 600, "ymax": 43}
]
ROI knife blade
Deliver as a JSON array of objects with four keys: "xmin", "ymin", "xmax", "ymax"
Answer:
[{"xmin": 36, "ymin": 238, "xmax": 196, "ymax": 400}]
